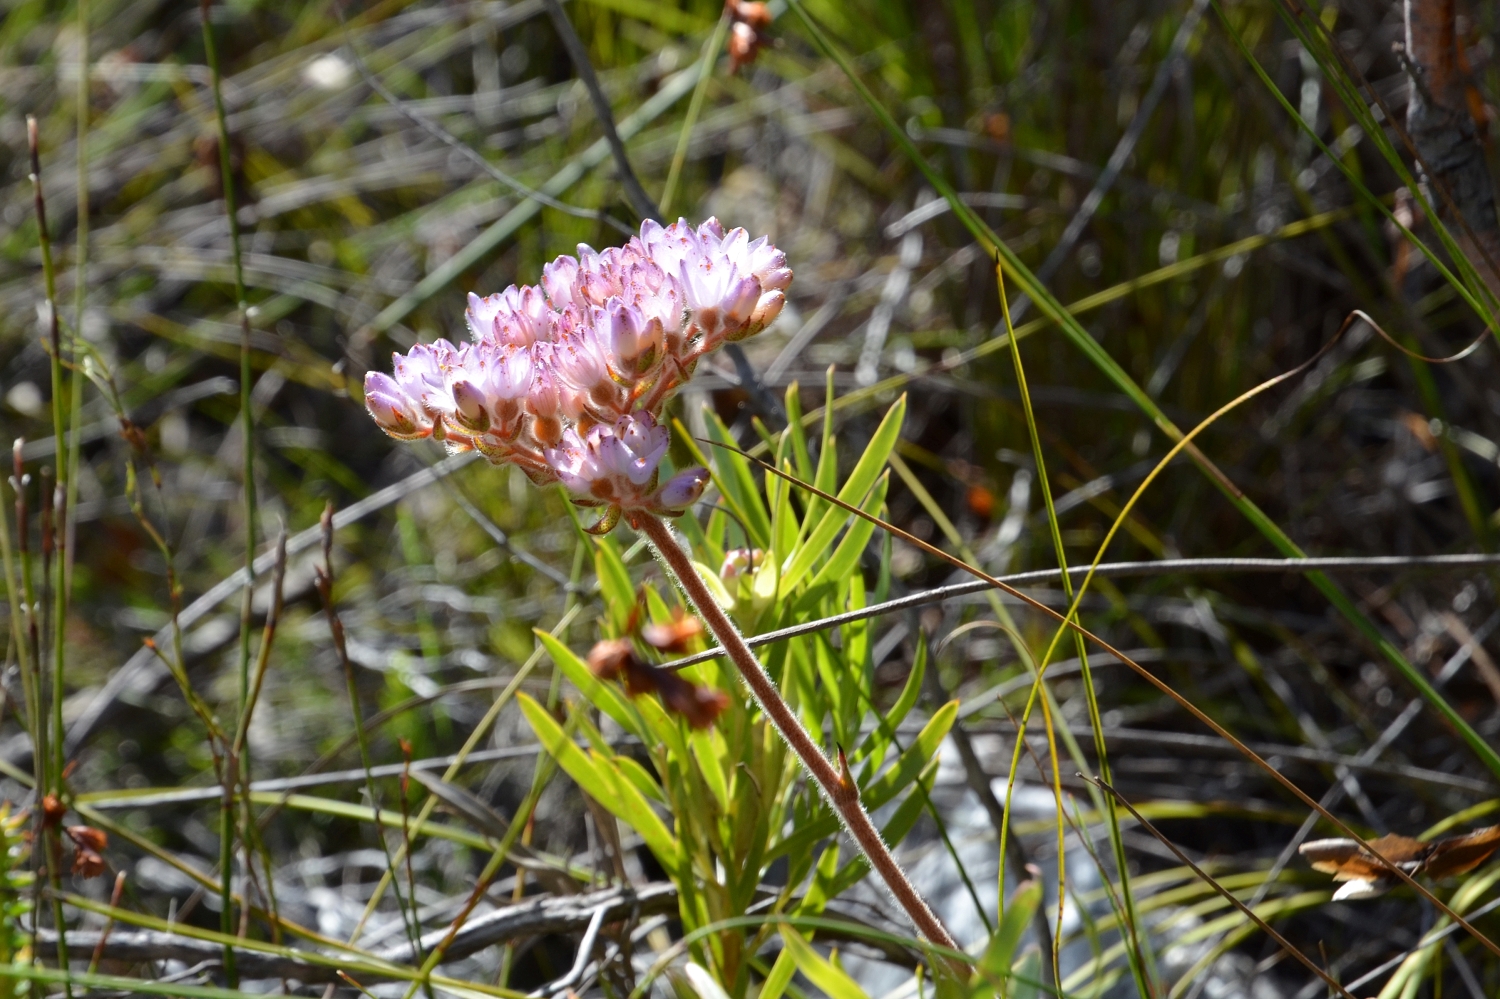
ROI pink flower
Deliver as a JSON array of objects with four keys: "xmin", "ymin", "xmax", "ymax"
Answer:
[
  {"xmin": 524, "ymin": 346, "xmax": 574, "ymax": 446},
  {"xmin": 446, "ymin": 342, "xmax": 532, "ymax": 437},
  {"xmin": 467, "ymin": 286, "xmax": 555, "ymax": 347},
  {"xmin": 544, "ymin": 413, "xmax": 670, "ymax": 507},
  {"xmin": 364, "ymin": 371, "xmax": 431, "ymax": 439},
  {"xmin": 551, "ymin": 328, "xmax": 627, "ymax": 418},
  {"xmin": 594, "ymin": 300, "xmax": 664, "ymax": 380},
  {"xmin": 541, "ymin": 254, "xmax": 582, "ymax": 311},
  {"xmin": 640, "ymin": 217, "xmax": 783, "ymax": 342}
]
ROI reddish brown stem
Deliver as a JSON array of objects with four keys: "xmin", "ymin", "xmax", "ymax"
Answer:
[{"xmin": 633, "ymin": 512, "xmax": 959, "ymax": 955}]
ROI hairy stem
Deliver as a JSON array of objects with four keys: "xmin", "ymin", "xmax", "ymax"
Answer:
[{"xmin": 633, "ymin": 512, "xmax": 958, "ymax": 956}]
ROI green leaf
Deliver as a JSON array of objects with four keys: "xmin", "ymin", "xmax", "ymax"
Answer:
[
  {"xmin": 782, "ymin": 395, "xmax": 905, "ymax": 591},
  {"xmin": 758, "ymin": 948, "xmax": 798, "ymax": 999},
  {"xmin": 862, "ymin": 699, "xmax": 958, "ymax": 810},
  {"xmin": 615, "ymin": 754, "xmax": 666, "ymax": 804},
  {"xmin": 536, "ymin": 631, "xmax": 639, "ymax": 737},
  {"xmin": 518, "ymin": 694, "xmax": 680, "ymax": 867},
  {"xmin": 802, "ymin": 473, "xmax": 889, "ymax": 595},
  {"xmin": 858, "ymin": 633, "xmax": 926, "ymax": 771},
  {"xmin": 676, "ymin": 502, "xmax": 723, "ymax": 572},
  {"xmin": 977, "ymin": 879, "xmax": 1042, "ymax": 992},
  {"xmin": 778, "ymin": 927, "xmax": 871, "ymax": 999},
  {"xmin": 706, "ymin": 409, "xmax": 771, "ymax": 546},
  {"xmin": 690, "ymin": 727, "xmax": 731, "ymax": 812},
  {"xmin": 594, "ymin": 536, "xmax": 636, "ymax": 634},
  {"xmin": 785, "ymin": 381, "xmax": 814, "ymax": 482},
  {"xmin": 799, "ymin": 367, "xmax": 840, "ymax": 539},
  {"xmin": 691, "ymin": 560, "xmax": 735, "ymax": 611}
]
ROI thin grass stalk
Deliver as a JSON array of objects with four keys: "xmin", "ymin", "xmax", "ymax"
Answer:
[
  {"xmin": 396, "ymin": 744, "xmax": 420, "ymax": 953},
  {"xmin": 86, "ymin": 872, "xmax": 125, "ymax": 977},
  {"xmin": 845, "ymin": 619, "xmax": 990, "ymax": 935},
  {"xmin": 1271, "ymin": 0, "xmax": 1500, "ymax": 322},
  {"xmin": 541, "ymin": 0, "xmax": 657, "ymax": 221},
  {"xmin": 25, "ymin": 120, "xmax": 62, "ymax": 798},
  {"xmin": 930, "ymin": 635, "xmax": 1062, "ymax": 969},
  {"xmin": 398, "ymin": 739, "xmax": 559, "ymax": 999},
  {"xmin": 785, "ymin": 0, "xmax": 1500, "ymax": 787},
  {"xmin": 659, "ymin": 11, "xmax": 730, "ymax": 217},
  {"xmin": 341, "ymin": 578, "xmax": 586, "ymax": 946},
  {"xmin": 1088, "ymin": 777, "xmax": 1361, "ymax": 999},
  {"xmin": 995, "ymin": 265, "xmax": 1153, "ymax": 997},
  {"xmin": 25, "ymin": 117, "xmax": 72, "ymax": 995},
  {"xmin": 0, "ymin": 452, "xmax": 38, "ymax": 993},
  {"xmin": 881, "ymin": 452, "xmax": 1085, "ymax": 986},
  {"xmin": 631, "ymin": 512, "xmax": 960, "ymax": 960},
  {"xmin": 230, "ymin": 528, "xmax": 287, "ymax": 942},
  {"xmin": 198, "ymin": 0, "xmax": 254, "ymax": 977},
  {"xmin": 313, "ymin": 505, "xmax": 424, "ymax": 962},
  {"xmin": 65, "ymin": 0, "xmax": 87, "ymax": 600}
]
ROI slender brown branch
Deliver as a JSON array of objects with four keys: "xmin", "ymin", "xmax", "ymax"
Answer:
[{"xmin": 631, "ymin": 511, "xmax": 960, "ymax": 956}]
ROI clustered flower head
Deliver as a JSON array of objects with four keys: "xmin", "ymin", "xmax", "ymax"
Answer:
[{"xmin": 365, "ymin": 218, "xmax": 790, "ymax": 531}]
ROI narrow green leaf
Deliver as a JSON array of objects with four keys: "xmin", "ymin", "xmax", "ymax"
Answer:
[
  {"xmin": 785, "ymin": 381, "xmax": 814, "ymax": 482},
  {"xmin": 706, "ymin": 409, "xmax": 771, "ymax": 546},
  {"xmin": 978, "ymin": 880, "xmax": 1042, "ymax": 988},
  {"xmin": 864, "ymin": 630, "xmax": 918, "ymax": 768},
  {"xmin": 615, "ymin": 754, "xmax": 666, "ymax": 804},
  {"xmin": 783, "ymin": 395, "xmax": 906, "ymax": 591},
  {"xmin": 536, "ymin": 630, "xmax": 639, "ymax": 736},
  {"xmin": 690, "ymin": 727, "xmax": 731, "ymax": 811},
  {"xmin": 594, "ymin": 536, "xmax": 636, "ymax": 634},
  {"xmin": 862, "ymin": 699, "xmax": 958, "ymax": 810},
  {"xmin": 778, "ymin": 927, "xmax": 872, "ymax": 999},
  {"xmin": 802, "ymin": 473, "xmax": 889, "ymax": 596},
  {"xmin": 518, "ymin": 694, "xmax": 680, "ymax": 867}
]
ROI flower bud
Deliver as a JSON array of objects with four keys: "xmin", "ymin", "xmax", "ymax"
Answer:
[
  {"xmin": 655, "ymin": 467, "xmax": 710, "ymax": 512},
  {"xmin": 364, "ymin": 382, "xmax": 426, "ymax": 439},
  {"xmin": 720, "ymin": 548, "xmax": 764, "ymax": 581},
  {"xmin": 450, "ymin": 380, "xmax": 490, "ymax": 432}
]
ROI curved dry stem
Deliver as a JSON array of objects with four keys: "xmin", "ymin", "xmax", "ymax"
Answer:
[{"xmin": 630, "ymin": 511, "xmax": 960, "ymax": 959}]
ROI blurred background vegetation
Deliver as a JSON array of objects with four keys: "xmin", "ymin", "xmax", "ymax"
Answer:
[{"xmin": 4, "ymin": 0, "xmax": 1500, "ymax": 996}]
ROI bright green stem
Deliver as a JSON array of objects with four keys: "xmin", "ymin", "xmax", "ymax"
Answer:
[
  {"xmin": 783, "ymin": 0, "xmax": 1500, "ymax": 784},
  {"xmin": 198, "ymin": 0, "xmax": 251, "ymax": 982}
]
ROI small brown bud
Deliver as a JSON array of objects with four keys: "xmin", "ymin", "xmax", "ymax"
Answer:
[
  {"xmin": 836, "ymin": 746, "xmax": 855, "ymax": 791},
  {"xmin": 72, "ymin": 847, "xmax": 106, "ymax": 879},
  {"xmin": 66, "ymin": 825, "xmax": 108, "ymax": 853},
  {"xmin": 40, "ymin": 795, "xmax": 66, "ymax": 829},
  {"xmin": 587, "ymin": 639, "xmax": 637, "ymax": 682},
  {"xmin": 641, "ymin": 610, "xmax": 705, "ymax": 654},
  {"xmin": 654, "ymin": 670, "xmax": 730, "ymax": 730}
]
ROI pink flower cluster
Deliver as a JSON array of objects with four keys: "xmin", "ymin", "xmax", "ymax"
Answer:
[{"xmin": 364, "ymin": 218, "xmax": 790, "ymax": 525}]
